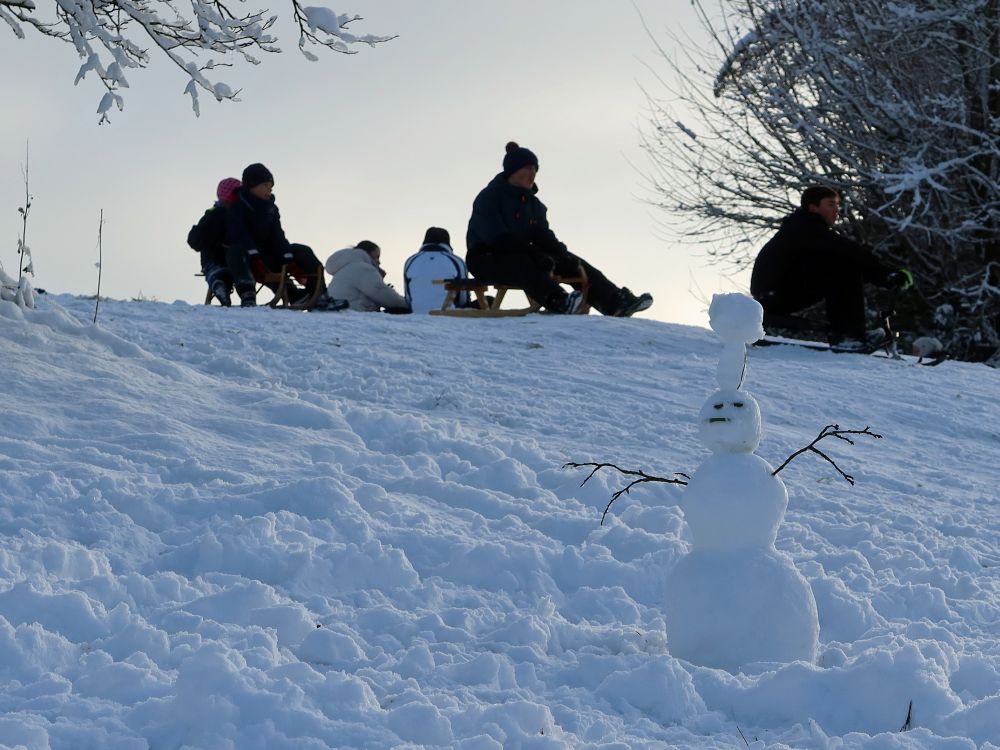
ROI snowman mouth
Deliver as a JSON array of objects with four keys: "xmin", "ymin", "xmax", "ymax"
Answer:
[{"xmin": 708, "ymin": 417, "xmax": 729, "ymax": 423}]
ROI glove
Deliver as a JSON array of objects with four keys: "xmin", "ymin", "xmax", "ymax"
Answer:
[{"xmin": 887, "ymin": 269, "xmax": 913, "ymax": 290}]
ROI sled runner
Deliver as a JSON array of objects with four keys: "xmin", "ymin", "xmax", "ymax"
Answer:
[
  {"xmin": 429, "ymin": 272, "xmax": 590, "ymax": 317},
  {"xmin": 758, "ymin": 287, "xmax": 947, "ymax": 365},
  {"xmin": 753, "ymin": 335, "xmax": 947, "ymax": 365}
]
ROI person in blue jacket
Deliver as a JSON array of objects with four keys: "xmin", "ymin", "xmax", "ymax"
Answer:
[{"xmin": 466, "ymin": 142, "xmax": 653, "ymax": 316}]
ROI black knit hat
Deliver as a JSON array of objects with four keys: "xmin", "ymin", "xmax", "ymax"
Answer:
[
  {"xmin": 423, "ymin": 227, "xmax": 450, "ymax": 245},
  {"xmin": 241, "ymin": 163, "xmax": 274, "ymax": 189},
  {"xmin": 502, "ymin": 141, "xmax": 539, "ymax": 176}
]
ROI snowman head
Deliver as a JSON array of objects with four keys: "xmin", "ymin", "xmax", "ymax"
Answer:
[{"xmin": 698, "ymin": 388, "xmax": 762, "ymax": 454}]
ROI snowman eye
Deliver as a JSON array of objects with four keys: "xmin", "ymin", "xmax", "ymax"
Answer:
[
  {"xmin": 713, "ymin": 403, "xmax": 724, "ymax": 409},
  {"xmin": 733, "ymin": 402, "xmax": 744, "ymax": 408}
]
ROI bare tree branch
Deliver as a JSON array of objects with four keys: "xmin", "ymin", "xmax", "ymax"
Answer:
[
  {"xmin": 771, "ymin": 424, "xmax": 882, "ymax": 485},
  {"xmin": 644, "ymin": 0, "xmax": 1000, "ymax": 361},
  {"xmin": 564, "ymin": 462, "xmax": 689, "ymax": 525}
]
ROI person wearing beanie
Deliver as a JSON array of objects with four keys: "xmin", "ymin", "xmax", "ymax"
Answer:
[
  {"xmin": 216, "ymin": 177, "xmax": 242, "ymax": 204},
  {"xmin": 402, "ymin": 226, "xmax": 475, "ymax": 314},
  {"xmin": 325, "ymin": 241, "xmax": 411, "ymax": 313},
  {"xmin": 225, "ymin": 162, "xmax": 332, "ymax": 308},
  {"xmin": 241, "ymin": 163, "xmax": 274, "ymax": 191},
  {"xmin": 465, "ymin": 141, "xmax": 653, "ymax": 316},
  {"xmin": 186, "ymin": 176, "xmax": 248, "ymax": 307}
]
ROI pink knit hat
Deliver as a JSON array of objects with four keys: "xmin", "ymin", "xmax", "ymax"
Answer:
[{"xmin": 216, "ymin": 177, "xmax": 241, "ymax": 204}]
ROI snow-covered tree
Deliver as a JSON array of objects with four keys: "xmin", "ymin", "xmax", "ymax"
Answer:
[
  {"xmin": 645, "ymin": 0, "xmax": 1000, "ymax": 361},
  {"xmin": 0, "ymin": 0, "xmax": 391, "ymax": 121}
]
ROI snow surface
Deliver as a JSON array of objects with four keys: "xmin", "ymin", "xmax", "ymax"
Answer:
[{"xmin": 1, "ymin": 294, "xmax": 998, "ymax": 749}]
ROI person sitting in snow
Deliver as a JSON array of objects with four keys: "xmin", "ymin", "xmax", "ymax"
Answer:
[
  {"xmin": 750, "ymin": 185, "xmax": 913, "ymax": 349},
  {"xmin": 465, "ymin": 141, "xmax": 653, "ymax": 316},
  {"xmin": 325, "ymin": 240, "xmax": 411, "ymax": 313},
  {"xmin": 403, "ymin": 227, "xmax": 475, "ymax": 314},
  {"xmin": 226, "ymin": 163, "xmax": 333, "ymax": 308},
  {"xmin": 187, "ymin": 177, "xmax": 248, "ymax": 307}
]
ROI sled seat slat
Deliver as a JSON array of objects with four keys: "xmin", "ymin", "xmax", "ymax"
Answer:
[{"xmin": 429, "ymin": 270, "xmax": 590, "ymax": 317}]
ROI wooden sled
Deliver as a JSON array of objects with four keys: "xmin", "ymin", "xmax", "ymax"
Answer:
[
  {"xmin": 202, "ymin": 264, "xmax": 324, "ymax": 310},
  {"xmin": 429, "ymin": 270, "xmax": 590, "ymax": 318}
]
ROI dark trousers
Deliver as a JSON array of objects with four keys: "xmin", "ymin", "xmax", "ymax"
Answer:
[
  {"xmin": 252, "ymin": 243, "xmax": 326, "ymax": 297},
  {"xmin": 754, "ymin": 260, "xmax": 868, "ymax": 340},
  {"xmin": 201, "ymin": 247, "xmax": 256, "ymax": 296},
  {"xmin": 468, "ymin": 249, "xmax": 620, "ymax": 313}
]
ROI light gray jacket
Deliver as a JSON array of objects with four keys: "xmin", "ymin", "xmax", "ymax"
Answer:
[{"xmin": 325, "ymin": 247, "xmax": 409, "ymax": 312}]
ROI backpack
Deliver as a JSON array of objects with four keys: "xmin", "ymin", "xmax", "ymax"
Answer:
[
  {"xmin": 187, "ymin": 206, "xmax": 226, "ymax": 254},
  {"xmin": 403, "ymin": 244, "xmax": 470, "ymax": 313}
]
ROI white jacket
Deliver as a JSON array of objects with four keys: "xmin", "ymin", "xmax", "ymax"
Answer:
[
  {"xmin": 403, "ymin": 243, "xmax": 470, "ymax": 314},
  {"xmin": 325, "ymin": 247, "xmax": 409, "ymax": 312}
]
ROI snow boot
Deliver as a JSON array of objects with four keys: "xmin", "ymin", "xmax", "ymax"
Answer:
[
  {"xmin": 211, "ymin": 279, "xmax": 231, "ymax": 307},
  {"xmin": 615, "ymin": 287, "xmax": 653, "ymax": 317}
]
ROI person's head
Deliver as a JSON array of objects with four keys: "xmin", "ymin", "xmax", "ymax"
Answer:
[
  {"xmin": 356, "ymin": 240, "xmax": 381, "ymax": 264},
  {"xmin": 801, "ymin": 186, "xmax": 840, "ymax": 226},
  {"xmin": 216, "ymin": 178, "xmax": 242, "ymax": 204},
  {"xmin": 423, "ymin": 227, "xmax": 450, "ymax": 246},
  {"xmin": 242, "ymin": 163, "xmax": 275, "ymax": 200},
  {"xmin": 502, "ymin": 141, "xmax": 539, "ymax": 189}
]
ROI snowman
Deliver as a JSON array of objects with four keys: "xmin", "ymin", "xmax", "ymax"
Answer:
[{"xmin": 662, "ymin": 293, "xmax": 819, "ymax": 672}]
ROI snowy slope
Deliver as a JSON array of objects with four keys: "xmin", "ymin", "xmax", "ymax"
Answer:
[{"xmin": 0, "ymin": 295, "xmax": 997, "ymax": 750}]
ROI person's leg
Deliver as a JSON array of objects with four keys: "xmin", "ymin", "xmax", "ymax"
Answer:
[
  {"xmin": 553, "ymin": 254, "xmax": 622, "ymax": 314},
  {"xmin": 820, "ymin": 264, "xmax": 867, "ymax": 341},
  {"xmin": 761, "ymin": 252, "xmax": 867, "ymax": 342},
  {"xmin": 468, "ymin": 251, "xmax": 565, "ymax": 309},
  {"xmin": 287, "ymin": 244, "xmax": 327, "ymax": 297},
  {"xmin": 225, "ymin": 246, "xmax": 260, "ymax": 306},
  {"xmin": 201, "ymin": 251, "xmax": 234, "ymax": 306}
]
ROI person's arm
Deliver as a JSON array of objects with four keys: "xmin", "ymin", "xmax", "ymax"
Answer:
[
  {"xmin": 270, "ymin": 204, "xmax": 297, "ymax": 267},
  {"xmin": 529, "ymin": 198, "xmax": 569, "ymax": 256},
  {"xmin": 823, "ymin": 230, "xmax": 894, "ymax": 285},
  {"xmin": 359, "ymin": 265, "xmax": 409, "ymax": 309}
]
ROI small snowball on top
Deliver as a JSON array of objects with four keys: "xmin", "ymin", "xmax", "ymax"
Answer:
[
  {"xmin": 708, "ymin": 293, "xmax": 764, "ymax": 390},
  {"xmin": 708, "ymin": 293, "xmax": 765, "ymax": 345}
]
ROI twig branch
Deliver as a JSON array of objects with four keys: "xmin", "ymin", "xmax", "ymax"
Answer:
[
  {"xmin": 564, "ymin": 462, "xmax": 689, "ymax": 525},
  {"xmin": 17, "ymin": 140, "xmax": 32, "ymax": 283},
  {"xmin": 93, "ymin": 209, "xmax": 104, "ymax": 324},
  {"xmin": 899, "ymin": 700, "xmax": 913, "ymax": 732},
  {"xmin": 771, "ymin": 425, "xmax": 882, "ymax": 485}
]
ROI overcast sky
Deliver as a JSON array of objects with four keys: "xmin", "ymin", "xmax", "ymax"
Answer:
[{"xmin": 0, "ymin": 1, "xmax": 751, "ymax": 325}]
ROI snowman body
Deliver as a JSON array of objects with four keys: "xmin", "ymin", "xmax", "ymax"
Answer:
[{"xmin": 663, "ymin": 294, "xmax": 819, "ymax": 672}]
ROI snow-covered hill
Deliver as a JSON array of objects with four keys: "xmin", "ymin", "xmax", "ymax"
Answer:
[{"xmin": 1, "ymin": 295, "xmax": 997, "ymax": 749}]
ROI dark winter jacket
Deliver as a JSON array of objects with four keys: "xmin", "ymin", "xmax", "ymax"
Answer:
[
  {"xmin": 750, "ymin": 208, "xmax": 893, "ymax": 297},
  {"xmin": 226, "ymin": 189, "xmax": 293, "ymax": 270},
  {"xmin": 187, "ymin": 203, "xmax": 228, "ymax": 258},
  {"xmin": 465, "ymin": 174, "xmax": 566, "ymax": 262}
]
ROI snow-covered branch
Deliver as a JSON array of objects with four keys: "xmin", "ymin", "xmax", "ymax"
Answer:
[
  {"xmin": 644, "ymin": 0, "xmax": 1000, "ymax": 361},
  {"xmin": 0, "ymin": 0, "xmax": 393, "ymax": 120}
]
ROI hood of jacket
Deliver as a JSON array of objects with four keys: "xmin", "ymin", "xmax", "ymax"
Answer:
[
  {"xmin": 325, "ymin": 246, "xmax": 377, "ymax": 276},
  {"xmin": 418, "ymin": 242, "xmax": 454, "ymax": 254}
]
